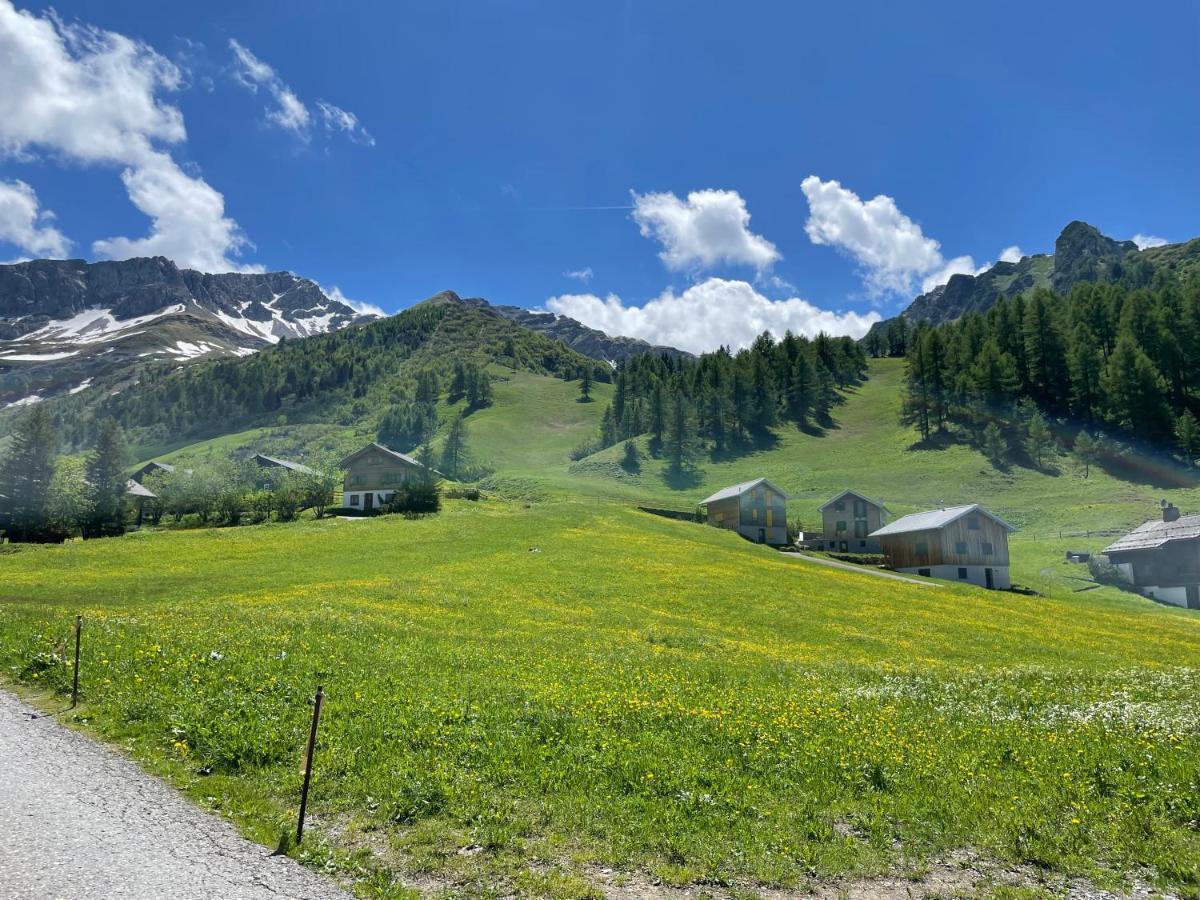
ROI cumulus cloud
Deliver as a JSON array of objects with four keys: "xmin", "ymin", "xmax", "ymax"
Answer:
[
  {"xmin": 802, "ymin": 176, "xmax": 1026, "ymax": 298},
  {"xmin": 0, "ymin": 1, "xmax": 253, "ymax": 271},
  {"xmin": 1132, "ymin": 233, "xmax": 1168, "ymax": 250},
  {"xmin": 547, "ymin": 278, "xmax": 880, "ymax": 354},
  {"xmin": 325, "ymin": 284, "xmax": 384, "ymax": 317},
  {"xmin": 631, "ymin": 189, "xmax": 780, "ymax": 273},
  {"xmin": 0, "ymin": 179, "xmax": 71, "ymax": 258},
  {"xmin": 563, "ymin": 267, "xmax": 593, "ymax": 283}
]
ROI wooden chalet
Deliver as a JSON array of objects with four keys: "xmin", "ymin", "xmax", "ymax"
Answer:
[
  {"xmin": 814, "ymin": 489, "xmax": 891, "ymax": 553},
  {"xmin": 699, "ymin": 478, "xmax": 789, "ymax": 545},
  {"xmin": 869, "ymin": 504, "xmax": 1016, "ymax": 589},
  {"xmin": 339, "ymin": 442, "xmax": 429, "ymax": 512}
]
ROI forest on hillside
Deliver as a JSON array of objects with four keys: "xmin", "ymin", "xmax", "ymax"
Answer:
[
  {"xmin": 876, "ymin": 281, "xmax": 1200, "ymax": 468},
  {"xmin": 579, "ymin": 332, "xmax": 869, "ymax": 473}
]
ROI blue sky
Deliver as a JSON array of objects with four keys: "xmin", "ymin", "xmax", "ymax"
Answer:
[{"xmin": 0, "ymin": 0, "xmax": 1197, "ymax": 351}]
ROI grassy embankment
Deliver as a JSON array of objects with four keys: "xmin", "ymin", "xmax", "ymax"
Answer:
[{"xmin": 2, "ymin": 500, "xmax": 1199, "ymax": 896}]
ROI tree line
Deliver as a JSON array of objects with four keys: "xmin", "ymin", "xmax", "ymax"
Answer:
[
  {"xmin": 888, "ymin": 280, "xmax": 1200, "ymax": 467},
  {"xmin": 576, "ymin": 331, "xmax": 869, "ymax": 474}
]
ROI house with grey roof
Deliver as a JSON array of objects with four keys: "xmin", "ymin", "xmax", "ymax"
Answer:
[
  {"xmin": 699, "ymin": 478, "xmax": 789, "ymax": 545},
  {"xmin": 339, "ymin": 442, "xmax": 429, "ymax": 512},
  {"xmin": 814, "ymin": 489, "xmax": 891, "ymax": 553},
  {"xmin": 869, "ymin": 504, "xmax": 1016, "ymax": 589},
  {"xmin": 253, "ymin": 454, "xmax": 315, "ymax": 475},
  {"xmin": 129, "ymin": 460, "xmax": 174, "ymax": 484},
  {"xmin": 1103, "ymin": 502, "xmax": 1200, "ymax": 609}
]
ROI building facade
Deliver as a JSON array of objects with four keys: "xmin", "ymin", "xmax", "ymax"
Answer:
[
  {"xmin": 339, "ymin": 442, "xmax": 427, "ymax": 511},
  {"xmin": 700, "ymin": 478, "xmax": 789, "ymax": 545},
  {"xmin": 869, "ymin": 504, "xmax": 1016, "ymax": 589},
  {"xmin": 1103, "ymin": 504, "xmax": 1200, "ymax": 609},
  {"xmin": 815, "ymin": 490, "xmax": 890, "ymax": 553}
]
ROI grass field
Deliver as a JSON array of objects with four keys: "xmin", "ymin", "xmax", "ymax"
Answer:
[{"xmin": 3, "ymin": 501, "xmax": 1200, "ymax": 897}]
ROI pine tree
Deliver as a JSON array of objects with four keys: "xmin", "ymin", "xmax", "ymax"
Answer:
[
  {"xmin": 787, "ymin": 354, "xmax": 815, "ymax": 426},
  {"xmin": 648, "ymin": 382, "xmax": 665, "ymax": 454},
  {"xmin": 664, "ymin": 393, "xmax": 701, "ymax": 474},
  {"xmin": 1101, "ymin": 335, "xmax": 1173, "ymax": 438},
  {"xmin": 620, "ymin": 440, "xmax": 640, "ymax": 472},
  {"xmin": 981, "ymin": 421, "xmax": 1007, "ymax": 465},
  {"xmin": 579, "ymin": 366, "xmax": 593, "ymax": 402},
  {"xmin": 901, "ymin": 331, "xmax": 933, "ymax": 441},
  {"xmin": 1025, "ymin": 410, "xmax": 1054, "ymax": 469},
  {"xmin": 1176, "ymin": 410, "xmax": 1200, "ymax": 465},
  {"xmin": 1073, "ymin": 430, "xmax": 1101, "ymax": 478},
  {"xmin": 0, "ymin": 406, "xmax": 59, "ymax": 542},
  {"xmin": 440, "ymin": 415, "xmax": 469, "ymax": 479},
  {"xmin": 600, "ymin": 405, "xmax": 618, "ymax": 447},
  {"xmin": 85, "ymin": 418, "xmax": 129, "ymax": 537},
  {"xmin": 466, "ymin": 368, "xmax": 493, "ymax": 409}
]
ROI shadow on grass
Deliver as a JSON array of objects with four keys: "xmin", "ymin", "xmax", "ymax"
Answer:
[{"xmin": 662, "ymin": 466, "xmax": 704, "ymax": 491}]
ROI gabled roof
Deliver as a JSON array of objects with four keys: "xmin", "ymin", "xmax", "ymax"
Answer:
[
  {"xmin": 869, "ymin": 504, "xmax": 1016, "ymax": 537},
  {"xmin": 1104, "ymin": 514, "xmax": 1200, "ymax": 554},
  {"xmin": 818, "ymin": 489, "xmax": 891, "ymax": 514},
  {"xmin": 339, "ymin": 441, "xmax": 423, "ymax": 470},
  {"xmin": 700, "ymin": 477, "xmax": 790, "ymax": 506},
  {"xmin": 125, "ymin": 479, "xmax": 157, "ymax": 499},
  {"xmin": 253, "ymin": 453, "xmax": 314, "ymax": 474}
]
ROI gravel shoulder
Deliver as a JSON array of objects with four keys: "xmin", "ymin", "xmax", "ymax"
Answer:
[{"xmin": 0, "ymin": 689, "xmax": 350, "ymax": 900}]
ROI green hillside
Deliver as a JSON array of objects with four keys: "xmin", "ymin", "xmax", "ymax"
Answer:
[{"xmin": 2, "ymin": 501, "xmax": 1198, "ymax": 897}]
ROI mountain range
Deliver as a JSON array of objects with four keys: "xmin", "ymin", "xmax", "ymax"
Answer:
[
  {"xmin": 868, "ymin": 221, "xmax": 1200, "ymax": 339},
  {"xmin": 0, "ymin": 257, "xmax": 375, "ymax": 407}
]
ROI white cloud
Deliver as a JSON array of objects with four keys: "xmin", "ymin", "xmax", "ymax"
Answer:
[
  {"xmin": 316, "ymin": 101, "xmax": 374, "ymax": 146},
  {"xmin": 325, "ymin": 285, "xmax": 384, "ymax": 317},
  {"xmin": 802, "ymin": 176, "xmax": 1026, "ymax": 297},
  {"xmin": 0, "ymin": 1, "xmax": 253, "ymax": 271},
  {"xmin": 0, "ymin": 179, "xmax": 70, "ymax": 258},
  {"xmin": 229, "ymin": 39, "xmax": 310, "ymax": 138},
  {"xmin": 563, "ymin": 267, "xmax": 593, "ymax": 283},
  {"xmin": 631, "ymin": 189, "xmax": 780, "ymax": 273},
  {"xmin": 1132, "ymin": 233, "xmax": 1168, "ymax": 250},
  {"xmin": 547, "ymin": 277, "xmax": 880, "ymax": 354},
  {"xmin": 801, "ymin": 176, "xmax": 943, "ymax": 297}
]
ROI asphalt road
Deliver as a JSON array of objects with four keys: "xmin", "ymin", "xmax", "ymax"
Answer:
[{"xmin": 0, "ymin": 690, "xmax": 351, "ymax": 900}]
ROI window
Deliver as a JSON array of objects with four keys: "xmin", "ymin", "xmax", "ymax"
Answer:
[
  {"xmin": 835, "ymin": 500, "xmax": 845, "ymax": 511},
  {"xmin": 968, "ymin": 516, "xmax": 980, "ymax": 530},
  {"xmin": 854, "ymin": 499, "xmax": 867, "ymax": 517},
  {"xmin": 836, "ymin": 520, "xmax": 847, "ymax": 533},
  {"xmin": 752, "ymin": 508, "xmax": 759, "ymax": 521},
  {"xmin": 349, "ymin": 494, "xmax": 359, "ymax": 506},
  {"xmin": 958, "ymin": 567, "xmax": 968, "ymax": 579},
  {"xmin": 859, "ymin": 540, "xmax": 867, "ymax": 548},
  {"xmin": 982, "ymin": 542, "xmax": 994, "ymax": 555},
  {"xmin": 918, "ymin": 568, "xmax": 931, "ymax": 577},
  {"xmin": 766, "ymin": 509, "xmax": 774, "ymax": 527},
  {"xmin": 915, "ymin": 541, "xmax": 928, "ymax": 555},
  {"xmin": 351, "ymin": 474, "xmax": 366, "ymax": 486},
  {"xmin": 955, "ymin": 541, "xmax": 968, "ymax": 555}
]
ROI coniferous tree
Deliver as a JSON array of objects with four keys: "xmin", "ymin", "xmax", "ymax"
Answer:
[
  {"xmin": 664, "ymin": 393, "xmax": 701, "ymax": 474},
  {"xmin": 1073, "ymin": 430, "xmax": 1101, "ymax": 478},
  {"xmin": 1176, "ymin": 410, "xmax": 1200, "ymax": 465},
  {"xmin": 440, "ymin": 415, "xmax": 469, "ymax": 479},
  {"xmin": 1025, "ymin": 410, "xmax": 1054, "ymax": 469},
  {"xmin": 981, "ymin": 421, "xmax": 1007, "ymax": 465},
  {"xmin": 85, "ymin": 418, "xmax": 129, "ymax": 537},
  {"xmin": 648, "ymin": 382, "xmax": 665, "ymax": 454},
  {"xmin": 0, "ymin": 406, "xmax": 59, "ymax": 542},
  {"xmin": 579, "ymin": 366, "xmax": 593, "ymax": 402}
]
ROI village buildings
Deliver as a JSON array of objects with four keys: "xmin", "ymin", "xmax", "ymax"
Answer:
[
  {"xmin": 814, "ymin": 490, "xmax": 890, "ymax": 553},
  {"xmin": 869, "ymin": 504, "xmax": 1016, "ymax": 589},
  {"xmin": 699, "ymin": 478, "xmax": 789, "ymax": 545},
  {"xmin": 1104, "ymin": 502, "xmax": 1200, "ymax": 609}
]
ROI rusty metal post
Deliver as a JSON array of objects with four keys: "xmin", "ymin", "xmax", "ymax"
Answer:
[
  {"xmin": 70, "ymin": 615, "xmax": 82, "ymax": 709},
  {"xmin": 296, "ymin": 685, "xmax": 324, "ymax": 845}
]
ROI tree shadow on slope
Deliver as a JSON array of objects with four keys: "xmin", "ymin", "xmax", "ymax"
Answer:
[{"xmin": 662, "ymin": 466, "xmax": 704, "ymax": 491}]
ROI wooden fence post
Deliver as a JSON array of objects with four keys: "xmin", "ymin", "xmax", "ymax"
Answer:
[
  {"xmin": 296, "ymin": 685, "xmax": 325, "ymax": 845},
  {"xmin": 70, "ymin": 615, "xmax": 82, "ymax": 709}
]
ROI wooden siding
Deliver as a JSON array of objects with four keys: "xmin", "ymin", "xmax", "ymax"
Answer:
[
  {"xmin": 1109, "ymin": 539, "xmax": 1200, "ymax": 588},
  {"xmin": 705, "ymin": 496, "xmax": 741, "ymax": 532},
  {"xmin": 880, "ymin": 513, "xmax": 1010, "ymax": 570},
  {"xmin": 343, "ymin": 447, "xmax": 422, "ymax": 492},
  {"xmin": 821, "ymin": 496, "xmax": 886, "ymax": 542}
]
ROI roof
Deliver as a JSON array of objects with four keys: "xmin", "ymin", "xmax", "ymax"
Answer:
[
  {"xmin": 131, "ymin": 460, "xmax": 174, "ymax": 478},
  {"xmin": 700, "ymin": 477, "xmax": 790, "ymax": 506},
  {"xmin": 253, "ymin": 454, "xmax": 315, "ymax": 474},
  {"xmin": 869, "ymin": 504, "xmax": 1016, "ymax": 538},
  {"xmin": 1104, "ymin": 514, "xmax": 1200, "ymax": 554},
  {"xmin": 125, "ymin": 479, "xmax": 157, "ymax": 499},
  {"xmin": 818, "ymin": 489, "xmax": 891, "ymax": 514},
  {"xmin": 339, "ymin": 442, "xmax": 423, "ymax": 470}
]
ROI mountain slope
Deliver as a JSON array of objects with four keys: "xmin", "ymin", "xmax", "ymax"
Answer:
[
  {"xmin": 869, "ymin": 221, "xmax": 1199, "ymax": 337},
  {"xmin": 0, "ymin": 257, "xmax": 375, "ymax": 406}
]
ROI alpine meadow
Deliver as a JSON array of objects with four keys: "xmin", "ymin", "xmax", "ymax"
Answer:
[{"xmin": 2, "ymin": 3, "xmax": 1200, "ymax": 899}]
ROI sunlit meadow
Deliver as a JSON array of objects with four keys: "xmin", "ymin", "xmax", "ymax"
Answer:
[{"xmin": 2, "ymin": 500, "xmax": 1199, "ymax": 896}]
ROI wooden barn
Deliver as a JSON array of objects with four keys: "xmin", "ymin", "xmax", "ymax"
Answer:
[
  {"xmin": 814, "ymin": 489, "xmax": 891, "ymax": 553},
  {"xmin": 869, "ymin": 504, "xmax": 1016, "ymax": 589},
  {"xmin": 129, "ymin": 460, "xmax": 174, "ymax": 484},
  {"xmin": 1103, "ymin": 503, "xmax": 1200, "ymax": 609},
  {"xmin": 699, "ymin": 478, "xmax": 789, "ymax": 545},
  {"xmin": 339, "ymin": 442, "xmax": 428, "ymax": 511}
]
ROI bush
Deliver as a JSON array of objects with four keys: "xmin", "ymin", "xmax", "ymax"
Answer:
[{"xmin": 383, "ymin": 481, "xmax": 442, "ymax": 516}]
